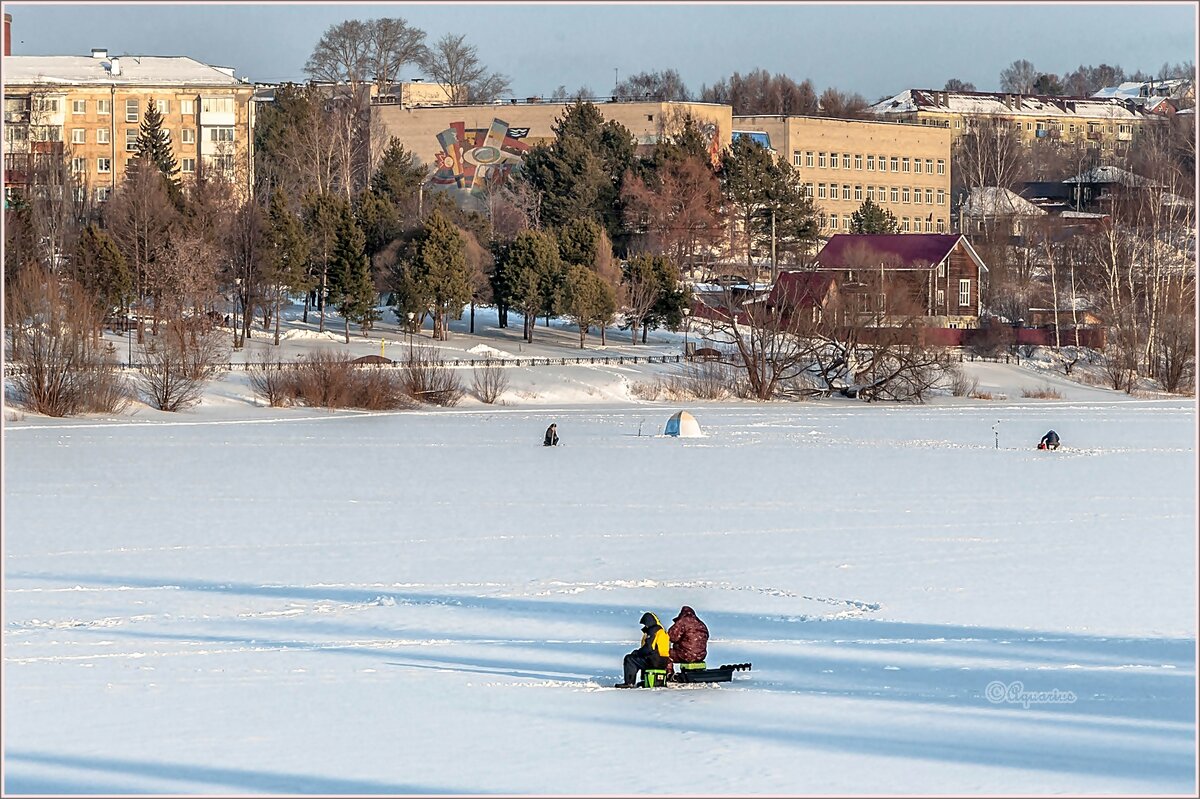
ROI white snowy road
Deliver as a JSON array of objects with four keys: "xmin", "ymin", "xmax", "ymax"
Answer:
[{"xmin": 4, "ymin": 401, "xmax": 1196, "ymax": 794}]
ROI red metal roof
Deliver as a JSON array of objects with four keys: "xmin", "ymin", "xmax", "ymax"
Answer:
[
  {"xmin": 767, "ymin": 271, "xmax": 836, "ymax": 309},
  {"xmin": 815, "ymin": 234, "xmax": 964, "ymax": 269}
]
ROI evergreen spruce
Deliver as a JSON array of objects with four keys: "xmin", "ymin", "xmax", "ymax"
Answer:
[
  {"xmin": 134, "ymin": 99, "xmax": 182, "ymax": 207},
  {"xmin": 850, "ymin": 198, "xmax": 900, "ymax": 234},
  {"xmin": 329, "ymin": 205, "xmax": 376, "ymax": 342}
]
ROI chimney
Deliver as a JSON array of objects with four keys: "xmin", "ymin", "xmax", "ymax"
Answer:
[
  {"xmin": 4, "ymin": 13, "xmax": 12, "ymax": 57},
  {"xmin": 109, "ymin": 57, "xmax": 120, "ymax": 76},
  {"xmin": 91, "ymin": 48, "xmax": 107, "ymax": 59}
]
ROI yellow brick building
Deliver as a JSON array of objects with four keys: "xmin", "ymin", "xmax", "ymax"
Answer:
[
  {"xmin": 734, "ymin": 115, "xmax": 952, "ymax": 236},
  {"xmin": 3, "ymin": 50, "xmax": 256, "ymax": 205},
  {"xmin": 371, "ymin": 100, "xmax": 733, "ymax": 209},
  {"xmin": 870, "ymin": 89, "xmax": 1160, "ymax": 154}
]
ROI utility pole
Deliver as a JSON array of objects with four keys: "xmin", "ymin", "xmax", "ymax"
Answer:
[{"xmin": 770, "ymin": 207, "xmax": 777, "ymax": 284}]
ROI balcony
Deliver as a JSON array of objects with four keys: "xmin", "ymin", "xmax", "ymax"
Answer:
[
  {"xmin": 4, "ymin": 110, "xmax": 30, "ymax": 124},
  {"xmin": 1086, "ymin": 131, "xmax": 1102, "ymax": 141},
  {"xmin": 1116, "ymin": 131, "xmax": 1133, "ymax": 141}
]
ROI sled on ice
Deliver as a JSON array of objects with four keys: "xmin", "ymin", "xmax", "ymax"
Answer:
[{"xmin": 640, "ymin": 662, "xmax": 752, "ymax": 688}]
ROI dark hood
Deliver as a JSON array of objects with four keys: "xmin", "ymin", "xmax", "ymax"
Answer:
[
  {"xmin": 639, "ymin": 611, "xmax": 659, "ymax": 629},
  {"xmin": 673, "ymin": 605, "xmax": 696, "ymax": 622}
]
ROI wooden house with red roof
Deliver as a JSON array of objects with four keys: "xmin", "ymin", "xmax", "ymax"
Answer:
[{"xmin": 768, "ymin": 234, "xmax": 988, "ymax": 329}]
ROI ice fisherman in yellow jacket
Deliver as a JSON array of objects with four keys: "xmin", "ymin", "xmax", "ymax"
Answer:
[{"xmin": 616, "ymin": 611, "xmax": 670, "ymax": 688}]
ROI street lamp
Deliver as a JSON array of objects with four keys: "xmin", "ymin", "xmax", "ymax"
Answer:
[{"xmin": 407, "ymin": 311, "xmax": 416, "ymax": 359}]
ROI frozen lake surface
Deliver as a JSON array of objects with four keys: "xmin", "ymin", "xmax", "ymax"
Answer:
[{"xmin": 4, "ymin": 400, "xmax": 1196, "ymax": 794}]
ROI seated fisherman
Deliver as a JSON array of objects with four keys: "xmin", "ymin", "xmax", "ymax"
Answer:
[
  {"xmin": 616, "ymin": 612, "xmax": 669, "ymax": 688},
  {"xmin": 667, "ymin": 605, "xmax": 710, "ymax": 678}
]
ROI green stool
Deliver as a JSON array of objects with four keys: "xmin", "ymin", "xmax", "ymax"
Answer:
[
  {"xmin": 679, "ymin": 662, "xmax": 707, "ymax": 671},
  {"xmin": 643, "ymin": 669, "xmax": 667, "ymax": 688}
]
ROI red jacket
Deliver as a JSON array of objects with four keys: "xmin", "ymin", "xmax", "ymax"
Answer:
[{"xmin": 667, "ymin": 606, "xmax": 709, "ymax": 663}]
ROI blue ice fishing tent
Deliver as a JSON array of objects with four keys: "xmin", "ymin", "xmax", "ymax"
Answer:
[{"xmin": 664, "ymin": 410, "xmax": 702, "ymax": 437}]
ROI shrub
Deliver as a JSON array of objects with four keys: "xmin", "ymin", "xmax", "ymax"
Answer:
[
  {"xmin": 246, "ymin": 353, "xmax": 293, "ymax": 407},
  {"xmin": 402, "ymin": 345, "xmax": 463, "ymax": 406},
  {"xmin": 6, "ymin": 267, "xmax": 133, "ymax": 417},
  {"xmin": 283, "ymin": 350, "xmax": 414, "ymax": 410},
  {"xmin": 136, "ymin": 321, "xmax": 229, "ymax": 411},
  {"xmin": 1020, "ymin": 386, "xmax": 1063, "ymax": 399},
  {"xmin": 629, "ymin": 380, "xmax": 664, "ymax": 401},
  {"xmin": 947, "ymin": 365, "xmax": 980, "ymax": 397},
  {"xmin": 471, "ymin": 361, "xmax": 510, "ymax": 404}
]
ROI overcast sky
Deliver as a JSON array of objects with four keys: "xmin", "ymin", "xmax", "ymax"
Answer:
[{"xmin": 5, "ymin": 2, "xmax": 1196, "ymax": 100}]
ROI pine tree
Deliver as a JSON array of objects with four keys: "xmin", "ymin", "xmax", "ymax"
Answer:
[
  {"xmin": 412, "ymin": 210, "xmax": 470, "ymax": 341},
  {"xmin": 850, "ymin": 198, "xmax": 900, "ymax": 234},
  {"xmin": 74, "ymin": 224, "xmax": 132, "ymax": 317},
  {"xmin": 329, "ymin": 205, "xmax": 376, "ymax": 342},
  {"xmin": 264, "ymin": 188, "xmax": 312, "ymax": 344},
  {"xmin": 134, "ymin": 99, "xmax": 182, "ymax": 207},
  {"xmin": 370, "ymin": 137, "xmax": 427, "ymax": 213}
]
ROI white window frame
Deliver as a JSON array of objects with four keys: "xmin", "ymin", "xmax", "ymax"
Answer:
[
  {"xmin": 891, "ymin": 187, "xmax": 899, "ymax": 203},
  {"xmin": 842, "ymin": 184, "xmax": 851, "ymax": 200},
  {"xmin": 937, "ymin": 189, "xmax": 945, "ymax": 205},
  {"xmin": 97, "ymin": 157, "xmax": 111, "ymax": 173},
  {"xmin": 181, "ymin": 99, "xmax": 194, "ymax": 115},
  {"xmin": 902, "ymin": 157, "xmax": 910, "ymax": 173},
  {"xmin": 867, "ymin": 186, "xmax": 876, "ymax": 201},
  {"xmin": 181, "ymin": 157, "xmax": 196, "ymax": 173},
  {"xmin": 818, "ymin": 152, "xmax": 826, "ymax": 168},
  {"xmin": 818, "ymin": 183, "xmax": 827, "ymax": 199},
  {"xmin": 959, "ymin": 279, "xmax": 971, "ymax": 307},
  {"xmin": 936, "ymin": 288, "xmax": 944, "ymax": 308},
  {"xmin": 793, "ymin": 151, "xmax": 803, "ymax": 167},
  {"xmin": 96, "ymin": 127, "xmax": 110, "ymax": 144},
  {"xmin": 72, "ymin": 99, "xmax": 86, "ymax": 115},
  {"xmin": 97, "ymin": 99, "xmax": 111, "ymax": 116},
  {"xmin": 125, "ymin": 128, "xmax": 138, "ymax": 151},
  {"xmin": 913, "ymin": 188, "xmax": 922, "ymax": 204},
  {"xmin": 902, "ymin": 187, "xmax": 910, "ymax": 203},
  {"xmin": 805, "ymin": 151, "xmax": 814, "ymax": 167},
  {"xmin": 156, "ymin": 99, "xmax": 170, "ymax": 115},
  {"xmin": 95, "ymin": 186, "xmax": 111, "ymax": 202},
  {"xmin": 125, "ymin": 99, "xmax": 139, "ymax": 122},
  {"xmin": 208, "ymin": 126, "xmax": 235, "ymax": 143},
  {"xmin": 866, "ymin": 155, "xmax": 875, "ymax": 171},
  {"xmin": 182, "ymin": 128, "xmax": 195, "ymax": 144},
  {"xmin": 854, "ymin": 185, "xmax": 863, "ymax": 201},
  {"xmin": 71, "ymin": 128, "xmax": 86, "ymax": 144},
  {"xmin": 936, "ymin": 159, "xmax": 945, "ymax": 175},
  {"xmin": 854, "ymin": 154, "xmax": 862, "ymax": 170},
  {"xmin": 830, "ymin": 152, "xmax": 839, "ymax": 169},
  {"xmin": 914, "ymin": 158, "xmax": 923, "ymax": 174},
  {"xmin": 71, "ymin": 157, "xmax": 86, "ymax": 173},
  {"xmin": 841, "ymin": 153, "xmax": 850, "ymax": 169},
  {"xmin": 890, "ymin": 156, "xmax": 899, "ymax": 172}
]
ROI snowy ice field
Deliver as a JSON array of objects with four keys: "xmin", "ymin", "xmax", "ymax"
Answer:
[{"xmin": 3, "ymin": 310, "xmax": 1198, "ymax": 795}]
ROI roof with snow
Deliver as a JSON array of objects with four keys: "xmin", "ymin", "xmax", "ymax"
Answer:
[
  {"xmin": 1063, "ymin": 165, "xmax": 1158, "ymax": 187},
  {"xmin": 1092, "ymin": 78, "xmax": 1194, "ymax": 100},
  {"xmin": 2, "ymin": 55, "xmax": 245, "ymax": 86},
  {"xmin": 767, "ymin": 271, "xmax": 836, "ymax": 309},
  {"xmin": 960, "ymin": 187, "xmax": 1047, "ymax": 218},
  {"xmin": 870, "ymin": 89, "xmax": 1155, "ymax": 121},
  {"xmin": 814, "ymin": 234, "xmax": 987, "ymax": 273}
]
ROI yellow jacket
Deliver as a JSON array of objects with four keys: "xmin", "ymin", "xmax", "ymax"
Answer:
[{"xmin": 638, "ymin": 612, "xmax": 670, "ymax": 658}]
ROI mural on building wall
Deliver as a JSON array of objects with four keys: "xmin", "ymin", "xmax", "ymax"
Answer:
[
  {"xmin": 697, "ymin": 121, "xmax": 722, "ymax": 167},
  {"xmin": 430, "ymin": 118, "xmax": 531, "ymax": 205}
]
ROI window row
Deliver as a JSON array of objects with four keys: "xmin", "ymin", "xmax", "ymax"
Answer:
[
  {"xmin": 805, "ymin": 184, "xmax": 946, "ymax": 205},
  {"xmin": 794, "ymin": 151, "xmax": 946, "ymax": 175},
  {"xmin": 76, "ymin": 155, "xmax": 205, "ymax": 175},
  {"xmin": 821, "ymin": 214, "xmax": 947, "ymax": 233},
  {"xmin": 31, "ymin": 97, "xmax": 235, "ymax": 120},
  {"xmin": 65, "ymin": 126, "xmax": 217, "ymax": 146}
]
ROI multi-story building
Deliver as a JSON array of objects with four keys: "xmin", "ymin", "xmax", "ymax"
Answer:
[
  {"xmin": 733, "ymin": 115, "xmax": 952, "ymax": 237},
  {"xmin": 869, "ymin": 89, "xmax": 1162, "ymax": 154},
  {"xmin": 371, "ymin": 99, "xmax": 733, "ymax": 209},
  {"xmin": 3, "ymin": 49, "xmax": 256, "ymax": 205}
]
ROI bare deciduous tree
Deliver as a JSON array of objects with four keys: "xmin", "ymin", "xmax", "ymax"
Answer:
[
  {"xmin": 136, "ymin": 319, "xmax": 229, "ymax": 411},
  {"xmin": 419, "ymin": 34, "xmax": 510, "ymax": 103},
  {"xmin": 999, "ymin": 59, "xmax": 1038, "ymax": 94}
]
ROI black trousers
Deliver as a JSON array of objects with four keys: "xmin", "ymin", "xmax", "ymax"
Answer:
[{"xmin": 623, "ymin": 652, "xmax": 665, "ymax": 684}]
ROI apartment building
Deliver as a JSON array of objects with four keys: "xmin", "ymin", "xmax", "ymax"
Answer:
[
  {"xmin": 372, "ymin": 99, "xmax": 733, "ymax": 209},
  {"xmin": 734, "ymin": 115, "xmax": 952, "ymax": 237},
  {"xmin": 869, "ymin": 89, "xmax": 1160, "ymax": 154},
  {"xmin": 3, "ymin": 49, "xmax": 256, "ymax": 205}
]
